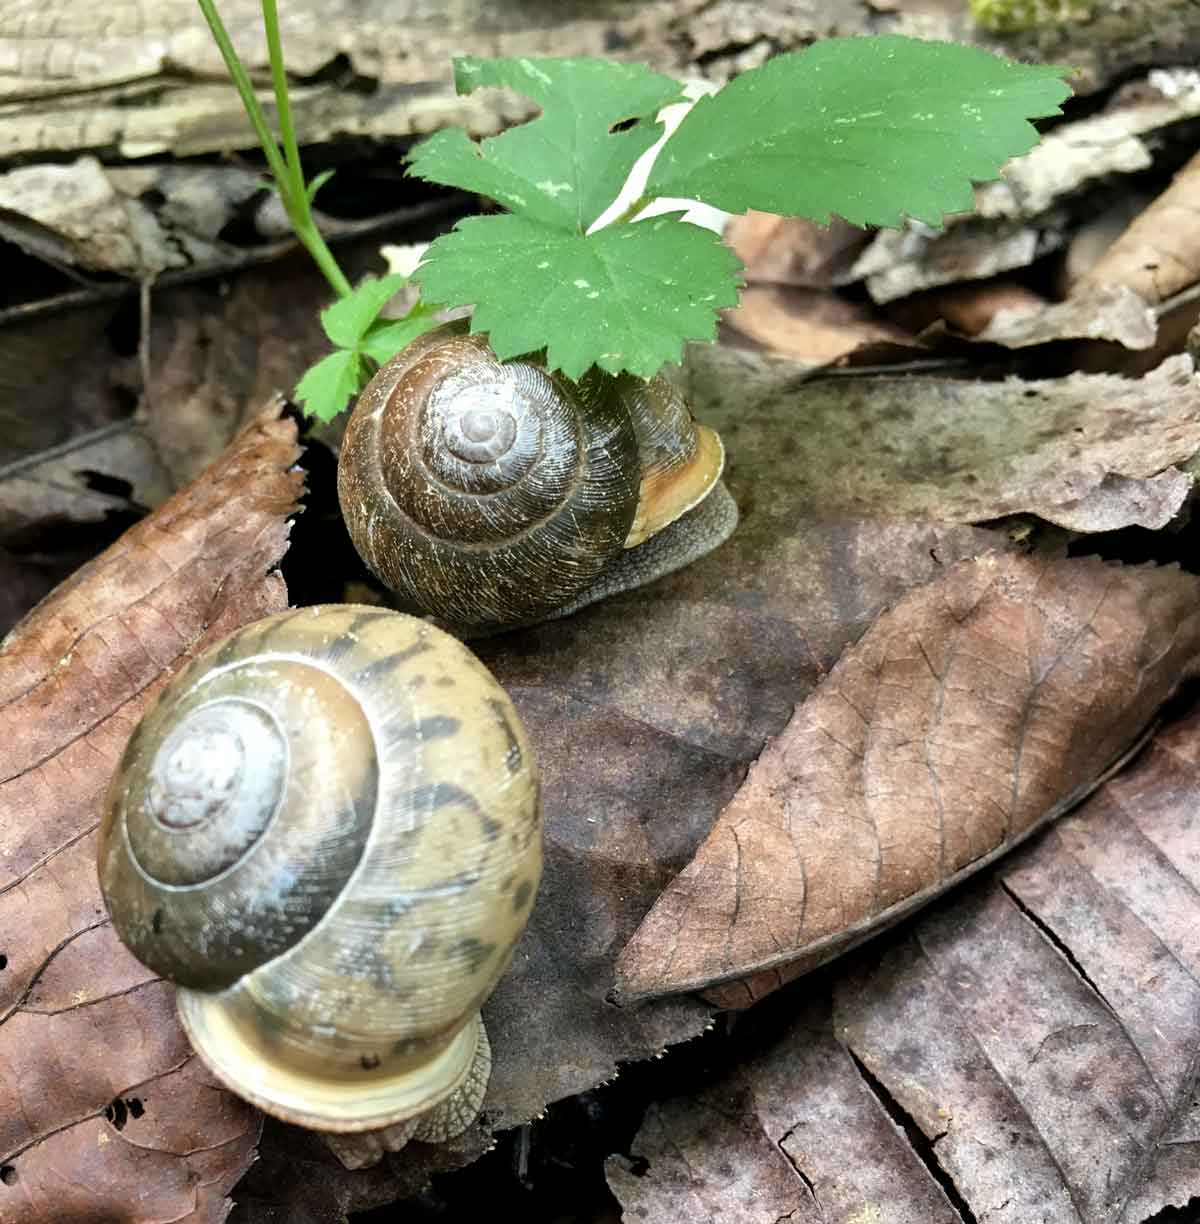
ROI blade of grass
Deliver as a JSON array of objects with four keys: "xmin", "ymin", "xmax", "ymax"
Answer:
[
  {"xmin": 196, "ymin": 0, "xmax": 290, "ymax": 193},
  {"xmin": 196, "ymin": 0, "xmax": 352, "ymax": 298}
]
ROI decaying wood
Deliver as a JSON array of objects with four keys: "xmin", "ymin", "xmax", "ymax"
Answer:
[
  {"xmin": 2, "ymin": 0, "xmax": 1198, "ymax": 162},
  {"xmin": 682, "ymin": 346, "xmax": 1200, "ymax": 533}
]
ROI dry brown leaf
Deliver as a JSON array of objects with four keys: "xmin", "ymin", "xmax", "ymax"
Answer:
[
  {"xmin": 613, "ymin": 553, "xmax": 1200, "ymax": 1005},
  {"xmin": 0, "ymin": 422, "xmax": 172, "ymax": 545},
  {"xmin": 1079, "ymin": 149, "xmax": 1200, "ymax": 304},
  {"xmin": 609, "ymin": 698, "xmax": 1200, "ymax": 1222},
  {"xmin": 474, "ymin": 536, "xmax": 1008, "ymax": 1132},
  {"xmin": 724, "ymin": 211, "xmax": 869, "ymax": 289},
  {"xmin": 888, "ymin": 278, "xmax": 1047, "ymax": 338},
  {"xmin": 0, "ymin": 404, "xmax": 304, "ymax": 1224},
  {"xmin": 0, "ymin": 306, "xmax": 136, "ymax": 469},
  {"xmin": 683, "ymin": 347, "xmax": 1200, "ymax": 533},
  {"xmin": 721, "ymin": 285, "xmax": 912, "ymax": 364},
  {"xmin": 1060, "ymin": 193, "xmax": 1153, "ymax": 292}
]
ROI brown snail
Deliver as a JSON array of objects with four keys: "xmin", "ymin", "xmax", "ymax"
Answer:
[
  {"xmin": 97, "ymin": 605, "xmax": 541, "ymax": 1169},
  {"xmin": 337, "ymin": 323, "xmax": 738, "ymax": 637}
]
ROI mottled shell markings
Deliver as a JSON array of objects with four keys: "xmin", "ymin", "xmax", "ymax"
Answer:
[{"xmin": 98, "ymin": 605, "xmax": 542, "ymax": 1168}]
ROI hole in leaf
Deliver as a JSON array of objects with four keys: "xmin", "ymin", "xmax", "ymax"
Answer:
[
  {"xmin": 78, "ymin": 471, "xmax": 135, "ymax": 501},
  {"xmin": 0, "ymin": 954, "xmax": 7, "ymax": 970},
  {"xmin": 0, "ymin": 1165, "xmax": 16, "ymax": 1186},
  {"xmin": 608, "ymin": 116, "xmax": 638, "ymax": 134},
  {"xmin": 127, "ymin": 1097, "xmax": 145, "ymax": 1120},
  {"xmin": 626, "ymin": 1155, "xmax": 650, "ymax": 1177},
  {"xmin": 105, "ymin": 1098, "xmax": 128, "ymax": 1130},
  {"xmin": 151, "ymin": 910, "xmax": 163, "ymax": 934}
]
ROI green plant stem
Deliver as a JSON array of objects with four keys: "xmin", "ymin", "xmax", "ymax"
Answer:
[{"xmin": 196, "ymin": 0, "xmax": 352, "ymax": 299}]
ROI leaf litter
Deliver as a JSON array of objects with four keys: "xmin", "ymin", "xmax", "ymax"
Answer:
[
  {"xmin": 0, "ymin": 406, "xmax": 301, "ymax": 1223},
  {"xmin": 5, "ymin": 17, "xmax": 1200, "ymax": 1224},
  {"xmin": 609, "ymin": 699, "xmax": 1200, "ymax": 1222}
]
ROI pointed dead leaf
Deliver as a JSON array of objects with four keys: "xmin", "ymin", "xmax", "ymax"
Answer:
[
  {"xmin": 614, "ymin": 554, "xmax": 1200, "ymax": 1004},
  {"xmin": 610, "ymin": 698, "xmax": 1200, "ymax": 1220},
  {"xmin": 1079, "ymin": 149, "xmax": 1200, "ymax": 304},
  {"xmin": 721, "ymin": 285, "xmax": 912, "ymax": 365},
  {"xmin": 0, "ymin": 405, "xmax": 303, "ymax": 1223},
  {"xmin": 725, "ymin": 211, "xmax": 869, "ymax": 289}
]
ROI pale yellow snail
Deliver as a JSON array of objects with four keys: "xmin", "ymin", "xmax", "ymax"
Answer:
[
  {"xmin": 97, "ymin": 605, "xmax": 541, "ymax": 1169},
  {"xmin": 337, "ymin": 322, "xmax": 738, "ymax": 637}
]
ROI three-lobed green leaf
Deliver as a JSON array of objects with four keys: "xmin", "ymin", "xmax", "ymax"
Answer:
[
  {"xmin": 407, "ymin": 39, "xmax": 1072, "ymax": 383},
  {"xmin": 414, "ymin": 213, "xmax": 741, "ymax": 379},
  {"xmin": 646, "ymin": 36, "xmax": 1073, "ymax": 227}
]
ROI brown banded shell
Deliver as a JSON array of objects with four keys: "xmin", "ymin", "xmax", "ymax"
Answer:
[
  {"xmin": 337, "ymin": 324, "xmax": 642, "ymax": 635},
  {"xmin": 97, "ymin": 605, "xmax": 541, "ymax": 1157}
]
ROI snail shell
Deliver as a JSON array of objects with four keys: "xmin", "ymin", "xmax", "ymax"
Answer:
[
  {"xmin": 336, "ymin": 324, "xmax": 736, "ymax": 636},
  {"xmin": 97, "ymin": 605, "xmax": 541, "ymax": 1167}
]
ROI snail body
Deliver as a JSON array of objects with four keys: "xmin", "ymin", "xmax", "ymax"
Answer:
[
  {"xmin": 97, "ymin": 605, "xmax": 541, "ymax": 1168},
  {"xmin": 337, "ymin": 324, "xmax": 737, "ymax": 637}
]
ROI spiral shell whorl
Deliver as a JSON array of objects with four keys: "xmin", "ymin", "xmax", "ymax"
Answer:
[
  {"xmin": 98, "ymin": 605, "xmax": 542, "ymax": 1131},
  {"xmin": 338, "ymin": 326, "xmax": 641, "ymax": 633}
]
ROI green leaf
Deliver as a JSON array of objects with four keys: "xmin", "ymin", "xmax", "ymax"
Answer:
[
  {"xmin": 320, "ymin": 274, "xmax": 408, "ymax": 347},
  {"xmin": 646, "ymin": 35, "xmax": 1073, "ymax": 228},
  {"xmin": 360, "ymin": 314, "xmax": 444, "ymax": 365},
  {"xmin": 411, "ymin": 212, "xmax": 743, "ymax": 379},
  {"xmin": 408, "ymin": 56, "xmax": 684, "ymax": 231},
  {"xmin": 293, "ymin": 348, "xmax": 362, "ymax": 422}
]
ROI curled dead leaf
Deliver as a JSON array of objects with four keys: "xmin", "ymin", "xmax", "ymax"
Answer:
[
  {"xmin": 0, "ymin": 404, "xmax": 303, "ymax": 1224},
  {"xmin": 1080, "ymin": 149, "xmax": 1200, "ymax": 304}
]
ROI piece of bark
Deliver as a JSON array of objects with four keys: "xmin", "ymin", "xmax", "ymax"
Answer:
[
  {"xmin": 2, "ymin": 1, "xmax": 1196, "ymax": 163},
  {"xmin": 973, "ymin": 282, "xmax": 1157, "ymax": 351},
  {"xmin": 610, "ymin": 698, "xmax": 1200, "ymax": 1221},
  {"xmin": 848, "ymin": 214, "xmax": 1070, "ymax": 305},
  {"xmin": 682, "ymin": 346, "xmax": 1200, "ymax": 533},
  {"xmin": 614, "ymin": 553, "xmax": 1200, "ymax": 1004},
  {"xmin": 0, "ymin": 157, "xmax": 226, "ymax": 279},
  {"xmin": 1079, "ymin": 149, "xmax": 1200, "ymax": 305},
  {"xmin": 973, "ymin": 68, "xmax": 1200, "ymax": 223},
  {"xmin": 0, "ymin": 404, "xmax": 304, "ymax": 1224}
]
